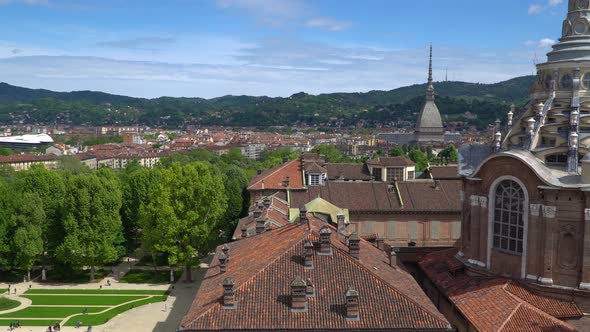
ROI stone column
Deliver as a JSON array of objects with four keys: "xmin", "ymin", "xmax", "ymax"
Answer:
[
  {"xmin": 539, "ymin": 205, "xmax": 557, "ymax": 285},
  {"xmin": 478, "ymin": 196, "xmax": 488, "ymax": 267},
  {"xmin": 526, "ymin": 204, "xmax": 541, "ymax": 282},
  {"xmin": 469, "ymin": 195, "xmax": 481, "ymax": 261},
  {"xmin": 580, "ymin": 209, "xmax": 590, "ymax": 290}
]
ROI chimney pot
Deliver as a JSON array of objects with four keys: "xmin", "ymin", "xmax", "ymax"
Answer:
[
  {"xmin": 222, "ymin": 244, "xmax": 230, "ymax": 260},
  {"xmin": 282, "ymin": 156, "xmax": 289, "ymax": 163},
  {"xmin": 389, "ymin": 248, "xmax": 401, "ymax": 267},
  {"xmin": 257, "ymin": 169, "xmax": 263, "ymax": 175},
  {"xmin": 299, "ymin": 206, "xmax": 308, "ymax": 223},
  {"xmin": 263, "ymin": 197, "xmax": 271, "ymax": 208},
  {"xmin": 219, "ymin": 253, "xmax": 228, "ymax": 273},
  {"xmin": 336, "ymin": 212, "xmax": 346, "ymax": 233},
  {"xmin": 375, "ymin": 237, "xmax": 384, "ymax": 250},
  {"xmin": 345, "ymin": 287, "xmax": 360, "ymax": 321},
  {"xmin": 318, "ymin": 226, "xmax": 333, "ymax": 256},
  {"xmin": 222, "ymin": 277, "xmax": 236, "ymax": 309},
  {"xmin": 255, "ymin": 218, "xmax": 266, "ymax": 234},
  {"xmin": 253, "ymin": 208, "xmax": 263, "ymax": 219},
  {"xmin": 285, "ymin": 176, "xmax": 291, "ymax": 188},
  {"xmin": 305, "ymin": 278, "xmax": 315, "ymax": 297},
  {"xmin": 291, "ymin": 276, "xmax": 308, "ymax": 312},
  {"xmin": 241, "ymin": 225, "xmax": 248, "ymax": 238},
  {"xmin": 304, "ymin": 240, "xmax": 314, "ymax": 269},
  {"xmin": 348, "ymin": 232, "xmax": 360, "ymax": 260}
]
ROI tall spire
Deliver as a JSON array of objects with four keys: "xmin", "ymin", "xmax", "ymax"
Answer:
[{"xmin": 426, "ymin": 44, "xmax": 435, "ymax": 101}]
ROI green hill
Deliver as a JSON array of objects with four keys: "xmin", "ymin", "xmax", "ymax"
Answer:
[{"xmin": 0, "ymin": 75, "xmax": 536, "ymax": 129}]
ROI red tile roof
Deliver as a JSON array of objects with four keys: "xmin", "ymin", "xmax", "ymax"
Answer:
[
  {"xmin": 248, "ymin": 158, "xmax": 304, "ymax": 190},
  {"xmin": 367, "ymin": 157, "xmax": 415, "ymax": 167},
  {"xmin": 181, "ymin": 219, "xmax": 450, "ymax": 331},
  {"xmin": 419, "ymin": 248, "xmax": 582, "ymax": 332},
  {"xmin": 232, "ymin": 193, "xmax": 290, "ymax": 239}
]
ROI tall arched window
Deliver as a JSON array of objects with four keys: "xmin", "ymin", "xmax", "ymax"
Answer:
[{"xmin": 493, "ymin": 180, "xmax": 525, "ymax": 254}]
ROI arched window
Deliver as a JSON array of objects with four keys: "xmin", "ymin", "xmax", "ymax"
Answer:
[{"xmin": 493, "ymin": 180, "xmax": 525, "ymax": 254}]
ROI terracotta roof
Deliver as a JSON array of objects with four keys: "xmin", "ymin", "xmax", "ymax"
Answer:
[
  {"xmin": 0, "ymin": 153, "xmax": 57, "ymax": 163},
  {"xmin": 367, "ymin": 157, "xmax": 415, "ymax": 167},
  {"xmin": 325, "ymin": 163, "xmax": 373, "ymax": 181},
  {"xmin": 248, "ymin": 158, "xmax": 304, "ymax": 190},
  {"xmin": 289, "ymin": 180, "xmax": 461, "ymax": 213},
  {"xmin": 304, "ymin": 161, "xmax": 327, "ymax": 174},
  {"xmin": 419, "ymin": 248, "xmax": 582, "ymax": 332},
  {"xmin": 181, "ymin": 219, "xmax": 450, "ymax": 331},
  {"xmin": 232, "ymin": 193, "xmax": 290, "ymax": 240}
]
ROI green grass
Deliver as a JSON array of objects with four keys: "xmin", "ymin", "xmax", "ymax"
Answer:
[
  {"xmin": 64, "ymin": 295, "xmax": 167, "ymax": 326},
  {"xmin": 23, "ymin": 295, "xmax": 147, "ymax": 306},
  {"xmin": 24, "ymin": 289, "xmax": 168, "ymax": 295},
  {"xmin": 0, "ymin": 306, "xmax": 107, "ymax": 318},
  {"xmin": 0, "ymin": 319, "xmax": 58, "ymax": 326},
  {"xmin": 120, "ymin": 269, "xmax": 182, "ymax": 284},
  {"xmin": 0, "ymin": 297, "xmax": 20, "ymax": 311}
]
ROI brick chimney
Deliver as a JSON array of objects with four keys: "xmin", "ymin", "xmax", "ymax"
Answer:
[
  {"xmin": 389, "ymin": 248, "xmax": 401, "ymax": 267},
  {"xmin": 318, "ymin": 226, "xmax": 333, "ymax": 256},
  {"xmin": 291, "ymin": 276, "xmax": 308, "ymax": 312},
  {"xmin": 219, "ymin": 253, "xmax": 228, "ymax": 273},
  {"xmin": 305, "ymin": 278, "xmax": 315, "ymax": 297},
  {"xmin": 284, "ymin": 176, "xmax": 290, "ymax": 188},
  {"xmin": 348, "ymin": 232, "xmax": 360, "ymax": 260},
  {"xmin": 345, "ymin": 287, "xmax": 360, "ymax": 321},
  {"xmin": 263, "ymin": 197, "xmax": 271, "ymax": 208},
  {"xmin": 299, "ymin": 206, "xmax": 308, "ymax": 223},
  {"xmin": 222, "ymin": 277, "xmax": 236, "ymax": 309},
  {"xmin": 375, "ymin": 237, "xmax": 384, "ymax": 250},
  {"xmin": 241, "ymin": 225, "xmax": 248, "ymax": 238},
  {"xmin": 257, "ymin": 169, "xmax": 263, "ymax": 175},
  {"xmin": 282, "ymin": 156, "xmax": 289, "ymax": 163},
  {"xmin": 336, "ymin": 212, "xmax": 346, "ymax": 233},
  {"xmin": 304, "ymin": 240, "xmax": 314, "ymax": 270},
  {"xmin": 222, "ymin": 244, "xmax": 230, "ymax": 260},
  {"xmin": 253, "ymin": 208, "xmax": 263, "ymax": 219},
  {"xmin": 255, "ymin": 218, "xmax": 266, "ymax": 234}
]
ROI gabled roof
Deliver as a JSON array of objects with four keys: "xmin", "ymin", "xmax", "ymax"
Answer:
[
  {"xmin": 248, "ymin": 158, "xmax": 304, "ymax": 190},
  {"xmin": 181, "ymin": 219, "xmax": 451, "ymax": 331},
  {"xmin": 232, "ymin": 193, "xmax": 290, "ymax": 240},
  {"xmin": 419, "ymin": 248, "xmax": 582, "ymax": 332},
  {"xmin": 304, "ymin": 161, "xmax": 327, "ymax": 174},
  {"xmin": 325, "ymin": 163, "xmax": 373, "ymax": 181}
]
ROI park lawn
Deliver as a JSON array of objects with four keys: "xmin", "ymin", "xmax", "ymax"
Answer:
[
  {"xmin": 0, "ymin": 319, "xmax": 58, "ymax": 326},
  {"xmin": 0, "ymin": 306, "xmax": 107, "ymax": 318},
  {"xmin": 64, "ymin": 295, "xmax": 167, "ymax": 326},
  {"xmin": 22, "ymin": 295, "xmax": 148, "ymax": 306},
  {"xmin": 25, "ymin": 289, "xmax": 168, "ymax": 295},
  {"xmin": 0, "ymin": 297, "xmax": 20, "ymax": 311},
  {"xmin": 120, "ymin": 269, "xmax": 182, "ymax": 284}
]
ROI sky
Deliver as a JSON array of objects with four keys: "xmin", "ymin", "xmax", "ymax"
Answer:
[{"xmin": 0, "ymin": 0, "xmax": 570, "ymax": 98}]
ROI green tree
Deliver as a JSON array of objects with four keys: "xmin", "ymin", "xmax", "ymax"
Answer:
[
  {"xmin": 139, "ymin": 162, "xmax": 227, "ymax": 281},
  {"xmin": 408, "ymin": 148, "xmax": 429, "ymax": 171},
  {"xmin": 56, "ymin": 156, "xmax": 91, "ymax": 174},
  {"xmin": 0, "ymin": 179, "xmax": 12, "ymax": 269},
  {"xmin": 388, "ymin": 147, "xmax": 405, "ymax": 157},
  {"xmin": 0, "ymin": 147, "xmax": 12, "ymax": 156},
  {"xmin": 439, "ymin": 144, "xmax": 459, "ymax": 163},
  {"xmin": 220, "ymin": 165, "xmax": 249, "ymax": 235},
  {"xmin": 56, "ymin": 169, "xmax": 124, "ymax": 281},
  {"xmin": 310, "ymin": 144, "xmax": 347, "ymax": 163},
  {"xmin": 9, "ymin": 192, "xmax": 44, "ymax": 280}
]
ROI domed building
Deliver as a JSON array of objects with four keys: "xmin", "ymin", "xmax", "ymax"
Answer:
[
  {"xmin": 416, "ymin": 45, "xmax": 445, "ymax": 144},
  {"xmin": 456, "ymin": 0, "xmax": 590, "ymax": 313},
  {"xmin": 416, "ymin": 2, "xmax": 590, "ymax": 330}
]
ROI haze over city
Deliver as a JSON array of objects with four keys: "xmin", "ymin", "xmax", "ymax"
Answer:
[{"xmin": 0, "ymin": 0, "xmax": 569, "ymax": 98}]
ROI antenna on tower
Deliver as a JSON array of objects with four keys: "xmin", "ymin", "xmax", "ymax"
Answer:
[{"xmin": 445, "ymin": 68, "xmax": 448, "ymax": 82}]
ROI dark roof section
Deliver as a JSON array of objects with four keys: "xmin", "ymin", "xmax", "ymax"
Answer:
[
  {"xmin": 419, "ymin": 248, "xmax": 582, "ymax": 332},
  {"xmin": 325, "ymin": 163, "xmax": 373, "ymax": 181},
  {"xmin": 181, "ymin": 219, "xmax": 451, "ymax": 331},
  {"xmin": 289, "ymin": 180, "xmax": 461, "ymax": 213},
  {"xmin": 304, "ymin": 161, "xmax": 327, "ymax": 174},
  {"xmin": 367, "ymin": 157, "xmax": 415, "ymax": 167},
  {"xmin": 419, "ymin": 166, "xmax": 460, "ymax": 180}
]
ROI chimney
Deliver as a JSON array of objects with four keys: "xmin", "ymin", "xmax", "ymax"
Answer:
[
  {"xmin": 219, "ymin": 253, "xmax": 228, "ymax": 273},
  {"xmin": 222, "ymin": 244, "xmax": 230, "ymax": 260},
  {"xmin": 253, "ymin": 208, "xmax": 263, "ymax": 219},
  {"xmin": 318, "ymin": 226, "xmax": 333, "ymax": 256},
  {"xmin": 263, "ymin": 197, "xmax": 271, "ymax": 208},
  {"xmin": 348, "ymin": 232, "xmax": 360, "ymax": 260},
  {"xmin": 284, "ymin": 176, "xmax": 290, "ymax": 188},
  {"xmin": 375, "ymin": 237, "xmax": 384, "ymax": 250},
  {"xmin": 299, "ymin": 206, "xmax": 308, "ymax": 223},
  {"xmin": 222, "ymin": 277, "xmax": 236, "ymax": 309},
  {"xmin": 257, "ymin": 169, "xmax": 263, "ymax": 175},
  {"xmin": 282, "ymin": 156, "xmax": 289, "ymax": 163},
  {"xmin": 255, "ymin": 218, "xmax": 266, "ymax": 234},
  {"xmin": 241, "ymin": 225, "xmax": 248, "ymax": 238},
  {"xmin": 305, "ymin": 278, "xmax": 315, "ymax": 297},
  {"xmin": 389, "ymin": 248, "xmax": 401, "ymax": 266},
  {"xmin": 291, "ymin": 276, "xmax": 308, "ymax": 312},
  {"xmin": 345, "ymin": 287, "xmax": 360, "ymax": 321},
  {"xmin": 304, "ymin": 240, "xmax": 314, "ymax": 270},
  {"xmin": 336, "ymin": 212, "xmax": 346, "ymax": 233}
]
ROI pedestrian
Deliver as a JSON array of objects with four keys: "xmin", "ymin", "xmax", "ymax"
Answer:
[
  {"xmin": 9, "ymin": 322, "xmax": 13, "ymax": 331},
  {"xmin": 15, "ymin": 320, "xmax": 19, "ymax": 328},
  {"xmin": 76, "ymin": 320, "xmax": 82, "ymax": 328},
  {"xmin": 87, "ymin": 325, "xmax": 92, "ymax": 332},
  {"xmin": 13, "ymin": 288, "xmax": 16, "ymax": 294},
  {"xmin": 48, "ymin": 325, "xmax": 52, "ymax": 332},
  {"xmin": 164, "ymin": 303, "xmax": 167, "ymax": 312},
  {"xmin": 83, "ymin": 307, "xmax": 88, "ymax": 315}
]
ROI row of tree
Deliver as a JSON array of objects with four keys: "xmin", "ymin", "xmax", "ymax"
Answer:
[{"xmin": 0, "ymin": 147, "xmax": 296, "ymax": 282}]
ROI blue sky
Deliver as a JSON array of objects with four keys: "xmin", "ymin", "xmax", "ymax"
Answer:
[{"xmin": 0, "ymin": 0, "xmax": 568, "ymax": 98}]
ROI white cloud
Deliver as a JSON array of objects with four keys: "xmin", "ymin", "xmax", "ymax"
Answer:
[
  {"xmin": 529, "ymin": 0, "xmax": 563, "ymax": 15},
  {"xmin": 305, "ymin": 18, "xmax": 352, "ymax": 31},
  {"xmin": 525, "ymin": 38, "xmax": 555, "ymax": 48}
]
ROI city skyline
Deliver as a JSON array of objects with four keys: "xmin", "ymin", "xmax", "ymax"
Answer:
[{"xmin": 0, "ymin": 0, "xmax": 568, "ymax": 98}]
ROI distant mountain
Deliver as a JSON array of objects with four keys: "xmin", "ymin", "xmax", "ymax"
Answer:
[{"xmin": 0, "ymin": 76, "xmax": 536, "ymax": 129}]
